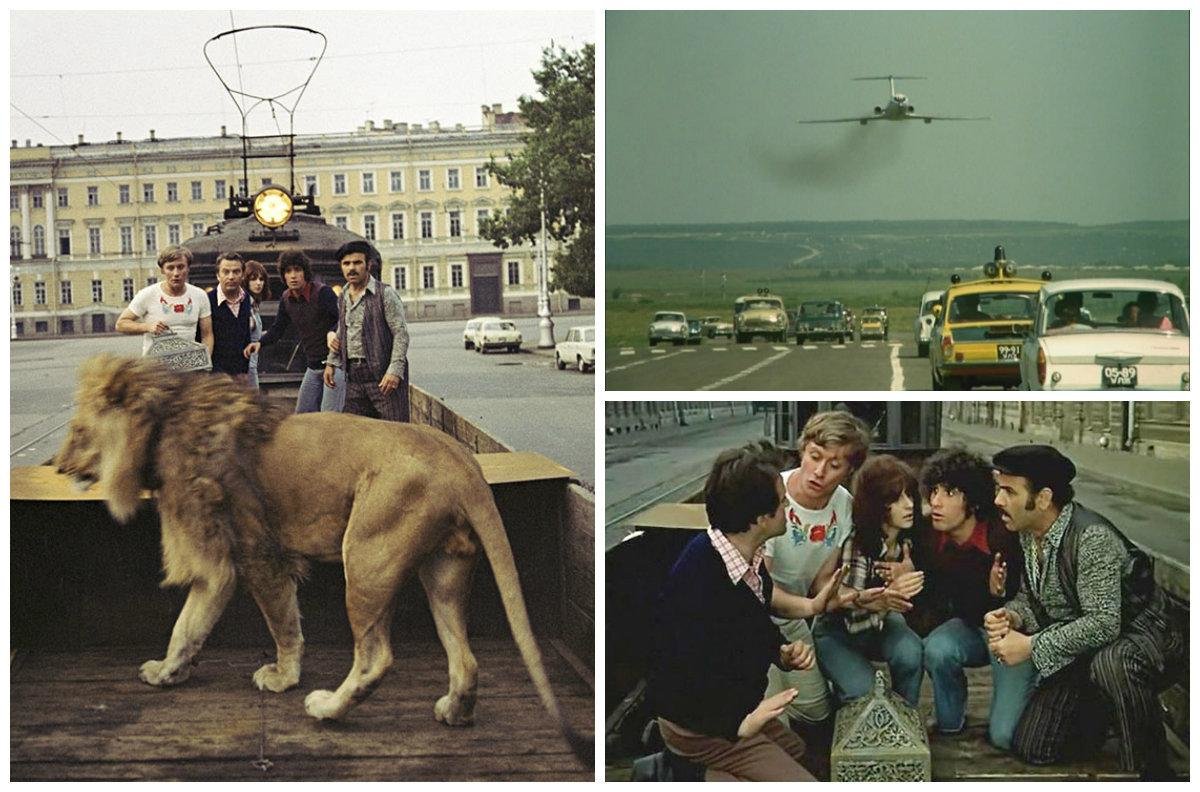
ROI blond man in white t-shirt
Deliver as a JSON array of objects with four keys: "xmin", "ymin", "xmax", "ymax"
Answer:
[
  {"xmin": 763, "ymin": 411, "xmax": 876, "ymax": 734},
  {"xmin": 116, "ymin": 245, "xmax": 214, "ymax": 358}
]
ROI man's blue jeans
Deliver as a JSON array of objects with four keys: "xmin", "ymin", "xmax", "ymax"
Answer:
[
  {"xmin": 813, "ymin": 611, "xmax": 924, "ymax": 708},
  {"xmin": 296, "ymin": 365, "xmax": 345, "ymax": 413},
  {"xmin": 922, "ymin": 617, "xmax": 1037, "ymax": 749}
]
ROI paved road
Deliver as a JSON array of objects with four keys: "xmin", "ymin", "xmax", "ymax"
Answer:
[
  {"xmin": 605, "ymin": 337, "xmax": 950, "ymax": 391},
  {"xmin": 9, "ymin": 313, "xmax": 595, "ymax": 484}
]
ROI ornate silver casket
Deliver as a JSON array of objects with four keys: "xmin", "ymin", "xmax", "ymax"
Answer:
[
  {"xmin": 830, "ymin": 670, "xmax": 931, "ymax": 782},
  {"xmin": 145, "ymin": 330, "xmax": 212, "ymax": 372}
]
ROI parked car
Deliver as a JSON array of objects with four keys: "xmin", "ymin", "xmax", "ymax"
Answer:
[
  {"xmin": 913, "ymin": 290, "xmax": 944, "ymax": 357},
  {"xmin": 472, "ymin": 318, "xmax": 522, "ymax": 353},
  {"xmin": 555, "ymin": 325, "xmax": 595, "ymax": 373},
  {"xmin": 463, "ymin": 316, "xmax": 498, "ymax": 350},
  {"xmin": 733, "ymin": 293, "xmax": 788, "ymax": 343},
  {"xmin": 794, "ymin": 300, "xmax": 849, "ymax": 345},
  {"xmin": 859, "ymin": 305, "xmax": 889, "ymax": 340},
  {"xmin": 686, "ymin": 319, "xmax": 704, "ymax": 345},
  {"xmin": 700, "ymin": 316, "xmax": 733, "ymax": 339},
  {"xmin": 648, "ymin": 311, "xmax": 688, "ymax": 346},
  {"xmin": 929, "ymin": 251, "xmax": 1047, "ymax": 390},
  {"xmin": 1019, "ymin": 279, "xmax": 1189, "ymax": 390}
]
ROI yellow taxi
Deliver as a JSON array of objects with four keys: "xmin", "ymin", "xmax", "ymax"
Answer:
[{"xmin": 930, "ymin": 246, "xmax": 1050, "ymax": 390}]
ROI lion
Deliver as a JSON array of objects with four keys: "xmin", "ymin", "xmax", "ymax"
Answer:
[{"xmin": 54, "ymin": 354, "xmax": 588, "ymax": 762}]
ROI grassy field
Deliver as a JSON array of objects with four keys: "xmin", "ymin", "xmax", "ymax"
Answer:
[{"xmin": 605, "ymin": 265, "xmax": 1188, "ymax": 349}]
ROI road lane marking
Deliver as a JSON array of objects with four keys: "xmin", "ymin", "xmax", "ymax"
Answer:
[
  {"xmin": 698, "ymin": 349, "xmax": 792, "ymax": 391},
  {"xmin": 712, "ymin": 347, "xmax": 727, "ymax": 352},
  {"xmin": 681, "ymin": 348, "xmax": 697, "ymax": 352},
  {"xmin": 619, "ymin": 349, "xmax": 635, "ymax": 356},
  {"xmin": 772, "ymin": 346, "xmax": 789, "ymax": 351},
  {"xmin": 651, "ymin": 349, "xmax": 665, "ymax": 354},
  {"xmin": 802, "ymin": 344, "xmax": 817, "ymax": 350},
  {"xmin": 861, "ymin": 342, "xmax": 876, "ymax": 348},
  {"xmin": 890, "ymin": 342, "xmax": 904, "ymax": 390},
  {"xmin": 606, "ymin": 348, "xmax": 690, "ymax": 373}
]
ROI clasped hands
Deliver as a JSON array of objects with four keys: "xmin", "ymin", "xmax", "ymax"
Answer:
[{"xmin": 983, "ymin": 607, "xmax": 1032, "ymax": 665}]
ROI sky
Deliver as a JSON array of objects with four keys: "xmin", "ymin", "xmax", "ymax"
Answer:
[
  {"xmin": 10, "ymin": 10, "xmax": 594, "ymax": 144},
  {"xmin": 606, "ymin": 11, "xmax": 1188, "ymax": 226}
]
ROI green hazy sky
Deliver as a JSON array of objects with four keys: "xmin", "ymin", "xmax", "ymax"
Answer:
[{"xmin": 606, "ymin": 11, "xmax": 1188, "ymax": 225}]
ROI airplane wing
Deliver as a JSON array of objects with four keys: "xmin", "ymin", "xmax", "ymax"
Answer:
[
  {"xmin": 797, "ymin": 117, "xmax": 874, "ymax": 124},
  {"xmin": 907, "ymin": 115, "xmax": 990, "ymax": 122}
]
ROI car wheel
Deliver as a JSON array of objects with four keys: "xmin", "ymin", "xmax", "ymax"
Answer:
[
  {"xmin": 943, "ymin": 375, "xmax": 964, "ymax": 390},
  {"xmin": 556, "ymin": 353, "xmax": 565, "ymax": 370},
  {"xmin": 464, "ymin": 341, "xmax": 472, "ymax": 350},
  {"xmin": 578, "ymin": 356, "xmax": 589, "ymax": 373},
  {"xmin": 649, "ymin": 338, "xmax": 657, "ymax": 346},
  {"xmin": 796, "ymin": 335, "xmax": 804, "ymax": 346},
  {"xmin": 917, "ymin": 341, "xmax": 929, "ymax": 358},
  {"xmin": 735, "ymin": 333, "xmax": 747, "ymax": 344},
  {"xmin": 509, "ymin": 345, "xmax": 518, "ymax": 353}
]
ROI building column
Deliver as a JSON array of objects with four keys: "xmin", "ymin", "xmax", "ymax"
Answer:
[
  {"xmin": 45, "ymin": 184, "xmax": 55, "ymax": 255},
  {"xmin": 19, "ymin": 188, "xmax": 31, "ymax": 259}
]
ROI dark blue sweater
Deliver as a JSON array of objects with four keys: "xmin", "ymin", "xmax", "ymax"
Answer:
[
  {"xmin": 647, "ymin": 532, "xmax": 786, "ymax": 740},
  {"xmin": 208, "ymin": 291, "xmax": 253, "ymax": 376}
]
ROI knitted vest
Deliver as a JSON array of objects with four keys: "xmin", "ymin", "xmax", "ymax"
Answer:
[{"xmin": 207, "ymin": 290, "xmax": 252, "ymax": 375}]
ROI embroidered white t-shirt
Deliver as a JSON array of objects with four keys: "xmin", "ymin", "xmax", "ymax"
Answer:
[
  {"xmin": 763, "ymin": 468, "xmax": 853, "ymax": 601},
  {"xmin": 126, "ymin": 283, "xmax": 212, "ymax": 355}
]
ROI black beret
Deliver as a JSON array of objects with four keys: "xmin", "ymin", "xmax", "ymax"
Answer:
[{"xmin": 992, "ymin": 444, "xmax": 1076, "ymax": 491}]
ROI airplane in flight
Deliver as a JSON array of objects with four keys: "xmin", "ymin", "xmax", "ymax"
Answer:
[{"xmin": 799, "ymin": 75, "xmax": 988, "ymax": 125}]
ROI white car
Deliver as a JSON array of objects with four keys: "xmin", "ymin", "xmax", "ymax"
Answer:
[
  {"xmin": 913, "ymin": 289, "xmax": 943, "ymax": 357},
  {"xmin": 648, "ymin": 311, "xmax": 688, "ymax": 346},
  {"xmin": 555, "ymin": 325, "xmax": 595, "ymax": 372},
  {"xmin": 463, "ymin": 316, "xmax": 499, "ymax": 350},
  {"xmin": 472, "ymin": 318, "xmax": 523, "ymax": 354},
  {"xmin": 1019, "ymin": 279, "xmax": 1189, "ymax": 390}
]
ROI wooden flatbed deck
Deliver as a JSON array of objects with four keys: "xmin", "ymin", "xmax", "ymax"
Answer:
[{"xmin": 12, "ymin": 639, "xmax": 593, "ymax": 781}]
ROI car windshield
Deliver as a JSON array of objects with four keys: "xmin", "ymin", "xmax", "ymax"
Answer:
[
  {"xmin": 920, "ymin": 299, "xmax": 940, "ymax": 314},
  {"xmin": 949, "ymin": 291, "xmax": 1033, "ymax": 322},
  {"xmin": 741, "ymin": 299, "xmax": 782, "ymax": 311},
  {"xmin": 653, "ymin": 313, "xmax": 685, "ymax": 322},
  {"xmin": 466, "ymin": 320, "xmax": 480, "ymax": 329},
  {"xmin": 801, "ymin": 302, "xmax": 836, "ymax": 315},
  {"xmin": 1042, "ymin": 289, "xmax": 1190, "ymax": 336},
  {"xmin": 688, "ymin": 320, "xmax": 700, "ymax": 329},
  {"xmin": 582, "ymin": 329, "xmax": 594, "ymax": 342},
  {"xmin": 864, "ymin": 309, "xmax": 885, "ymax": 317}
]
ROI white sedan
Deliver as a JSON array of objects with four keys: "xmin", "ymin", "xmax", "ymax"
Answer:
[
  {"xmin": 463, "ymin": 316, "xmax": 499, "ymax": 350},
  {"xmin": 913, "ymin": 289, "xmax": 943, "ymax": 357},
  {"xmin": 472, "ymin": 318, "xmax": 523, "ymax": 354},
  {"xmin": 1019, "ymin": 279, "xmax": 1189, "ymax": 390},
  {"xmin": 555, "ymin": 325, "xmax": 595, "ymax": 372}
]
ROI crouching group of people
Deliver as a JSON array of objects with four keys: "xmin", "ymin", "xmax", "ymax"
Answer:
[{"xmin": 648, "ymin": 410, "xmax": 1183, "ymax": 781}]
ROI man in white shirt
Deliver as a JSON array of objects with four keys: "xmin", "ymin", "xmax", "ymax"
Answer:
[{"xmin": 116, "ymin": 245, "xmax": 213, "ymax": 358}]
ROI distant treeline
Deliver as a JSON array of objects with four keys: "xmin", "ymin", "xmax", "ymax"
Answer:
[{"xmin": 606, "ymin": 220, "xmax": 1189, "ymax": 273}]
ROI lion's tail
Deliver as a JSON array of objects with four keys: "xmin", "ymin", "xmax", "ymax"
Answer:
[{"xmin": 465, "ymin": 493, "xmax": 593, "ymax": 768}]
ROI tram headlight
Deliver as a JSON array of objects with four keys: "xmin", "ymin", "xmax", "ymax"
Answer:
[{"xmin": 252, "ymin": 186, "xmax": 294, "ymax": 229}]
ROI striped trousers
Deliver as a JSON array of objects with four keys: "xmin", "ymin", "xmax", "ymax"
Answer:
[
  {"xmin": 344, "ymin": 359, "xmax": 409, "ymax": 422},
  {"xmin": 1011, "ymin": 607, "xmax": 1183, "ymax": 776}
]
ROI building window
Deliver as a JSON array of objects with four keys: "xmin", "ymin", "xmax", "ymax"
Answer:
[
  {"xmin": 143, "ymin": 184, "xmax": 155, "ymax": 203},
  {"xmin": 393, "ymin": 266, "xmax": 407, "ymax": 291},
  {"xmin": 92, "ymin": 279, "xmax": 103, "ymax": 303},
  {"xmin": 261, "ymin": 177, "xmax": 272, "ymax": 187},
  {"xmin": 193, "ymin": 222, "xmax": 205, "ymax": 238},
  {"xmin": 35, "ymin": 320, "xmax": 48, "ymax": 334},
  {"xmin": 389, "ymin": 171, "xmax": 403, "ymax": 192},
  {"xmin": 60, "ymin": 318, "xmax": 75, "ymax": 334},
  {"xmin": 147, "ymin": 276, "xmax": 157, "ymax": 286},
  {"xmin": 422, "ymin": 265, "xmax": 435, "ymax": 289},
  {"xmin": 166, "ymin": 182, "xmax": 178, "ymax": 202},
  {"xmin": 88, "ymin": 227, "xmax": 101, "ymax": 255},
  {"xmin": 363, "ymin": 214, "xmax": 376, "ymax": 240},
  {"xmin": 119, "ymin": 185, "xmax": 130, "ymax": 204},
  {"xmin": 88, "ymin": 186, "xmax": 99, "ymax": 206},
  {"xmin": 391, "ymin": 212, "xmax": 404, "ymax": 240},
  {"xmin": 304, "ymin": 175, "xmax": 317, "ymax": 196},
  {"xmin": 10, "ymin": 226, "xmax": 20, "ymax": 258},
  {"xmin": 215, "ymin": 180, "xmax": 227, "ymax": 200},
  {"xmin": 9, "ymin": 190, "xmax": 18, "ymax": 210},
  {"xmin": 334, "ymin": 216, "xmax": 348, "ymax": 230},
  {"xmin": 237, "ymin": 178, "xmax": 247, "ymax": 197},
  {"xmin": 333, "ymin": 173, "xmax": 346, "ymax": 195},
  {"xmin": 123, "ymin": 277, "xmax": 134, "ymax": 302},
  {"xmin": 475, "ymin": 167, "xmax": 489, "ymax": 188},
  {"xmin": 57, "ymin": 228, "xmax": 70, "ymax": 256},
  {"xmin": 32, "ymin": 225, "xmax": 45, "ymax": 257},
  {"xmin": 476, "ymin": 208, "xmax": 490, "ymax": 235},
  {"xmin": 60, "ymin": 280, "xmax": 72, "ymax": 305},
  {"xmin": 35, "ymin": 281, "xmax": 46, "ymax": 305},
  {"xmin": 448, "ymin": 211, "xmax": 461, "ymax": 238},
  {"xmin": 120, "ymin": 225, "xmax": 133, "ymax": 254},
  {"xmin": 447, "ymin": 168, "xmax": 460, "ymax": 190},
  {"xmin": 168, "ymin": 223, "xmax": 180, "ymax": 246},
  {"xmin": 420, "ymin": 211, "xmax": 433, "ymax": 239},
  {"xmin": 57, "ymin": 187, "xmax": 69, "ymax": 208},
  {"xmin": 361, "ymin": 172, "xmax": 375, "ymax": 193},
  {"xmin": 12, "ymin": 281, "xmax": 21, "ymax": 306},
  {"xmin": 418, "ymin": 169, "xmax": 431, "ymax": 191},
  {"xmin": 191, "ymin": 181, "xmax": 202, "ymax": 200},
  {"xmin": 14, "ymin": 321, "xmax": 22, "ymax": 336},
  {"xmin": 32, "ymin": 190, "xmax": 43, "ymax": 208},
  {"xmin": 144, "ymin": 225, "xmax": 157, "ymax": 253},
  {"xmin": 507, "ymin": 261, "xmax": 521, "ymax": 285},
  {"xmin": 450, "ymin": 263, "xmax": 463, "ymax": 289}
]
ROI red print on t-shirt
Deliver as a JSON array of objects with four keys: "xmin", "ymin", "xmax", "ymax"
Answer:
[
  {"xmin": 173, "ymin": 303, "xmax": 184, "ymax": 313},
  {"xmin": 809, "ymin": 524, "xmax": 827, "ymax": 543}
]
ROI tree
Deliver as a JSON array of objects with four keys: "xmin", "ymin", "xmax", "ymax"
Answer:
[{"xmin": 482, "ymin": 43, "xmax": 594, "ymax": 298}]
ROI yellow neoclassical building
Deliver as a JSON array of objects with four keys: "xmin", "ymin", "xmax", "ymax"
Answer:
[{"xmin": 9, "ymin": 105, "xmax": 589, "ymax": 336}]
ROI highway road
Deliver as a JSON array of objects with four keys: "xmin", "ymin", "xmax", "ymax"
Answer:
[{"xmin": 9, "ymin": 313, "xmax": 596, "ymax": 484}]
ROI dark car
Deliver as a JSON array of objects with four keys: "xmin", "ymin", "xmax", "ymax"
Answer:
[
  {"xmin": 794, "ymin": 300, "xmax": 849, "ymax": 345},
  {"xmin": 686, "ymin": 319, "xmax": 704, "ymax": 345}
]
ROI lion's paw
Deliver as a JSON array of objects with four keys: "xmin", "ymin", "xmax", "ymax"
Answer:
[
  {"xmin": 434, "ymin": 694, "xmax": 475, "ymax": 726},
  {"xmin": 304, "ymin": 689, "xmax": 343, "ymax": 720},
  {"xmin": 139, "ymin": 659, "xmax": 190, "ymax": 687},
  {"xmin": 252, "ymin": 663, "xmax": 300, "ymax": 693}
]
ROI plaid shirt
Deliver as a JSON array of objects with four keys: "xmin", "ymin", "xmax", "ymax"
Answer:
[
  {"xmin": 839, "ymin": 533, "xmax": 909, "ymax": 634},
  {"xmin": 707, "ymin": 527, "xmax": 766, "ymax": 604}
]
